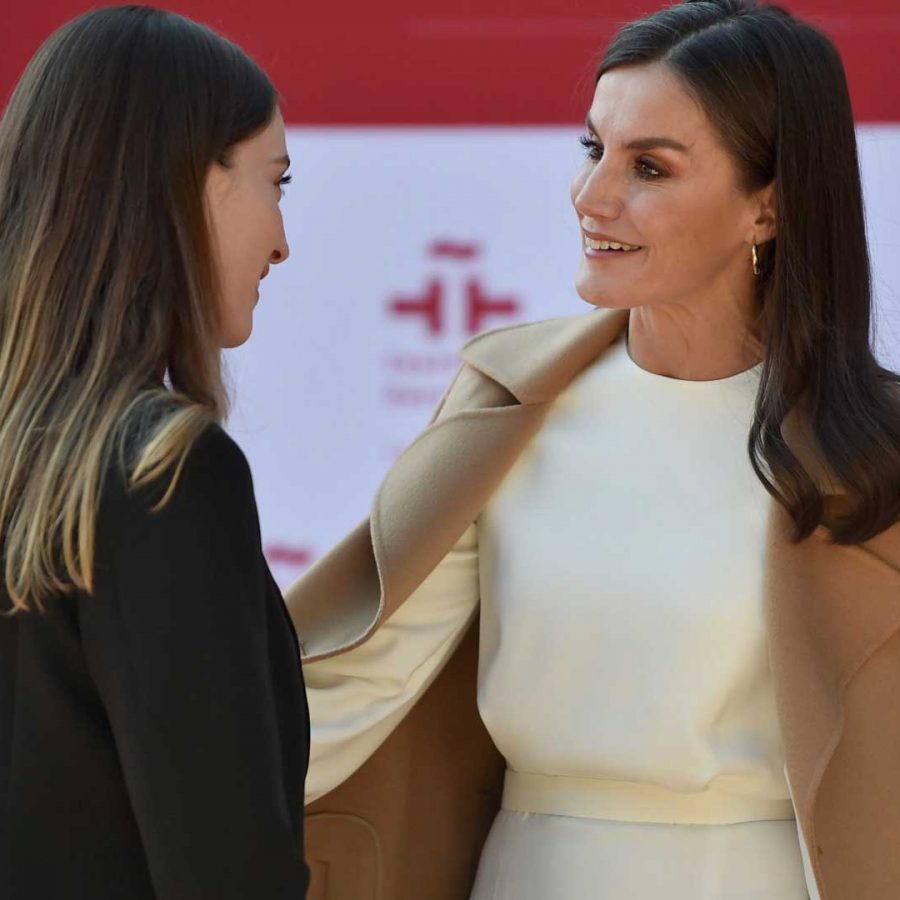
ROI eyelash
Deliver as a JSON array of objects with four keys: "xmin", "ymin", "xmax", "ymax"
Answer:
[
  {"xmin": 277, "ymin": 173, "xmax": 292, "ymax": 195},
  {"xmin": 578, "ymin": 135, "xmax": 665, "ymax": 180}
]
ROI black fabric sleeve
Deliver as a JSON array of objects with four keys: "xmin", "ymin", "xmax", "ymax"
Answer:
[{"xmin": 79, "ymin": 425, "xmax": 309, "ymax": 899}]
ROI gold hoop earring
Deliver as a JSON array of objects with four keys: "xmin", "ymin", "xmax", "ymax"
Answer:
[{"xmin": 752, "ymin": 242, "xmax": 761, "ymax": 276}]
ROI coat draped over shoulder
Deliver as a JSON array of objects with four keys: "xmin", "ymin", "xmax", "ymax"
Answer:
[{"xmin": 287, "ymin": 309, "xmax": 900, "ymax": 900}]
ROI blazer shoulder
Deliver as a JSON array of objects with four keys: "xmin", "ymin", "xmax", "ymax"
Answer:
[
  {"xmin": 101, "ymin": 421, "xmax": 256, "ymax": 533},
  {"xmin": 179, "ymin": 423, "xmax": 253, "ymax": 489}
]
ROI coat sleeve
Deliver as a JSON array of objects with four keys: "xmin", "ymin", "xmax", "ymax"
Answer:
[
  {"xmin": 78, "ymin": 425, "xmax": 309, "ymax": 899},
  {"xmin": 303, "ymin": 521, "xmax": 480, "ymax": 803}
]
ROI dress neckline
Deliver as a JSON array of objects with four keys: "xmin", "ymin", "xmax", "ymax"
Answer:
[{"xmin": 620, "ymin": 335, "xmax": 763, "ymax": 388}]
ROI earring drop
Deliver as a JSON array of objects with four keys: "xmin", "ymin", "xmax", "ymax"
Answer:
[{"xmin": 752, "ymin": 242, "xmax": 761, "ymax": 276}]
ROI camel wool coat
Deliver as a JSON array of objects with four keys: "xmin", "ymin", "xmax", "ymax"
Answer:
[{"xmin": 286, "ymin": 308, "xmax": 900, "ymax": 900}]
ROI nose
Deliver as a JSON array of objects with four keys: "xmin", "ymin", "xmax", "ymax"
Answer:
[
  {"xmin": 270, "ymin": 236, "xmax": 290, "ymax": 266},
  {"xmin": 572, "ymin": 160, "xmax": 624, "ymax": 222}
]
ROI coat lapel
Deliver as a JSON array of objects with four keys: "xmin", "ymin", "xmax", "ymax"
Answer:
[
  {"xmin": 286, "ymin": 308, "xmax": 628, "ymax": 661},
  {"xmin": 459, "ymin": 306, "xmax": 630, "ymax": 405}
]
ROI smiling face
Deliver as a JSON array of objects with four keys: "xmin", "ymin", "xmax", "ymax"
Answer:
[
  {"xmin": 204, "ymin": 109, "xmax": 291, "ymax": 348},
  {"xmin": 571, "ymin": 62, "xmax": 774, "ymax": 317}
]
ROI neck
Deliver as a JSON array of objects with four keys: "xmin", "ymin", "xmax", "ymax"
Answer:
[{"xmin": 626, "ymin": 293, "xmax": 762, "ymax": 382}]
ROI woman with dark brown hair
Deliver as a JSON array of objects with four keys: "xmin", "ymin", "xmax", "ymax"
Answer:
[
  {"xmin": 290, "ymin": 1, "xmax": 900, "ymax": 898},
  {"xmin": 0, "ymin": 7, "xmax": 308, "ymax": 898}
]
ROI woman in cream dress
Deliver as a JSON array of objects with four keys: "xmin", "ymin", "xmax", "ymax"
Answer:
[{"xmin": 297, "ymin": 1, "xmax": 900, "ymax": 897}]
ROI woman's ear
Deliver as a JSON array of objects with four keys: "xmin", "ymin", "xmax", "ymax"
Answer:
[{"xmin": 753, "ymin": 180, "xmax": 777, "ymax": 243}]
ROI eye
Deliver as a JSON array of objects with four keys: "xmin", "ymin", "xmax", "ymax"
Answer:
[
  {"xmin": 637, "ymin": 158, "xmax": 664, "ymax": 180},
  {"xmin": 277, "ymin": 173, "xmax": 292, "ymax": 197},
  {"xmin": 579, "ymin": 134, "xmax": 602, "ymax": 162}
]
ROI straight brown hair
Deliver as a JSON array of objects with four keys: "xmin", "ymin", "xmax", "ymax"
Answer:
[{"xmin": 0, "ymin": 6, "xmax": 278, "ymax": 610}]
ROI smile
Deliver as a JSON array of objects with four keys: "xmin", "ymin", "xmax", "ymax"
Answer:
[{"xmin": 584, "ymin": 237, "xmax": 642, "ymax": 252}]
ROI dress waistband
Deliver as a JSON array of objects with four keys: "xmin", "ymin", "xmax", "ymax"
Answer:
[{"xmin": 501, "ymin": 770, "xmax": 796, "ymax": 825}]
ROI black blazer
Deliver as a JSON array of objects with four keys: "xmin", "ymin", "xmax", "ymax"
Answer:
[{"xmin": 0, "ymin": 424, "xmax": 309, "ymax": 898}]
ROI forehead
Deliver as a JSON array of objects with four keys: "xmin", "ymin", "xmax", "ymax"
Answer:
[
  {"xmin": 589, "ymin": 62, "xmax": 708, "ymax": 148},
  {"xmin": 237, "ymin": 109, "xmax": 288, "ymax": 161}
]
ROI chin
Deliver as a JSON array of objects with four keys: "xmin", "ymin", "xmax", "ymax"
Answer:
[
  {"xmin": 220, "ymin": 321, "xmax": 253, "ymax": 349},
  {"xmin": 575, "ymin": 275, "xmax": 635, "ymax": 311}
]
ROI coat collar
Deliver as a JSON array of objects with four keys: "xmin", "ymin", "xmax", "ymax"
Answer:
[{"xmin": 459, "ymin": 307, "xmax": 629, "ymax": 405}]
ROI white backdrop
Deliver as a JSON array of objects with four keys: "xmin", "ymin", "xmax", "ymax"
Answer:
[{"xmin": 226, "ymin": 125, "xmax": 900, "ymax": 588}]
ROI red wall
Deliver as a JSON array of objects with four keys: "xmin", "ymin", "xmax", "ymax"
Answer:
[{"xmin": 3, "ymin": 1, "xmax": 899, "ymax": 123}]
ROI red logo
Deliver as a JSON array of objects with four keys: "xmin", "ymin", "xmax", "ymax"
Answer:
[{"xmin": 388, "ymin": 240, "xmax": 522, "ymax": 337}]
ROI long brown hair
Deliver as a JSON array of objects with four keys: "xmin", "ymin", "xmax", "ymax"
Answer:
[
  {"xmin": 599, "ymin": 0, "xmax": 900, "ymax": 543},
  {"xmin": 0, "ymin": 5, "xmax": 278, "ymax": 610}
]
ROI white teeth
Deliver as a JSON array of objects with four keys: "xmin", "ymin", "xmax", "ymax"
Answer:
[{"xmin": 584, "ymin": 237, "xmax": 641, "ymax": 252}]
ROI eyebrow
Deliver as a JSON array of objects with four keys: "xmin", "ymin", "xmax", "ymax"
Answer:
[
  {"xmin": 585, "ymin": 115, "xmax": 689, "ymax": 153},
  {"xmin": 270, "ymin": 155, "xmax": 291, "ymax": 167}
]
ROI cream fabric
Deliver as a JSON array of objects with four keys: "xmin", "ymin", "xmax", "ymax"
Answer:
[
  {"xmin": 305, "ymin": 335, "xmax": 811, "ymax": 897},
  {"xmin": 500, "ymin": 770, "xmax": 796, "ymax": 825},
  {"xmin": 471, "ymin": 812, "xmax": 807, "ymax": 899},
  {"xmin": 304, "ymin": 520, "xmax": 479, "ymax": 803}
]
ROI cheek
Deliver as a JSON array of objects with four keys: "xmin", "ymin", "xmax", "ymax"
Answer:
[
  {"xmin": 220, "ymin": 197, "xmax": 278, "ymax": 278},
  {"xmin": 211, "ymin": 196, "xmax": 252, "ymax": 268},
  {"xmin": 630, "ymin": 187, "xmax": 735, "ymax": 261},
  {"xmin": 617, "ymin": 191, "xmax": 680, "ymax": 275},
  {"xmin": 678, "ymin": 196, "xmax": 748, "ymax": 275},
  {"xmin": 212, "ymin": 199, "xmax": 271, "ymax": 320}
]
